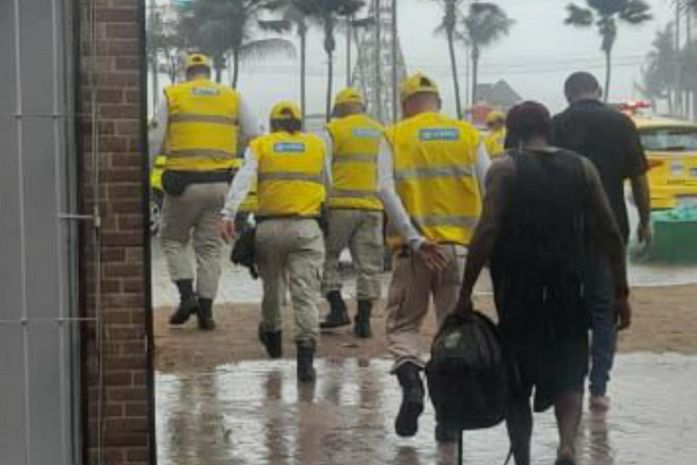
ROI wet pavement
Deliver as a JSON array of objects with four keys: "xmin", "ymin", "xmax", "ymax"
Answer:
[
  {"xmin": 152, "ymin": 239, "xmax": 697, "ymax": 307},
  {"xmin": 156, "ymin": 353, "xmax": 697, "ymax": 465}
]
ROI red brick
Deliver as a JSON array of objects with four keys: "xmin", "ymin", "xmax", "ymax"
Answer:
[
  {"xmin": 99, "ymin": 8, "xmax": 136, "ymax": 23},
  {"xmin": 104, "ymin": 371, "xmax": 133, "ymax": 386},
  {"xmin": 125, "ymin": 447, "xmax": 149, "ymax": 462},
  {"xmin": 115, "ymin": 57, "xmax": 139, "ymax": 71},
  {"xmin": 105, "ymin": 24, "xmax": 138, "ymax": 39},
  {"xmin": 101, "ymin": 104, "xmax": 139, "ymax": 119},
  {"xmin": 104, "ymin": 355, "xmax": 147, "ymax": 371},
  {"xmin": 103, "ymin": 168, "xmax": 141, "ymax": 183},
  {"xmin": 117, "ymin": 214, "xmax": 144, "ymax": 230},
  {"xmin": 105, "ymin": 417, "xmax": 148, "ymax": 433},
  {"xmin": 98, "ymin": 40, "xmax": 139, "ymax": 57},
  {"xmin": 103, "ymin": 432, "xmax": 148, "ymax": 447}
]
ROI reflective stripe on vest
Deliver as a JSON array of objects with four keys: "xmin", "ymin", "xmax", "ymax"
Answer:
[
  {"xmin": 394, "ymin": 165, "xmax": 474, "ymax": 181},
  {"xmin": 385, "ymin": 111, "xmax": 482, "ymax": 247},
  {"xmin": 254, "ymin": 131, "xmax": 326, "ymax": 217},
  {"xmin": 326, "ymin": 114, "xmax": 384, "ymax": 211},
  {"xmin": 257, "ymin": 172, "xmax": 323, "ymax": 183},
  {"xmin": 164, "ymin": 79, "xmax": 240, "ymax": 172},
  {"xmin": 168, "ymin": 114, "xmax": 239, "ymax": 126}
]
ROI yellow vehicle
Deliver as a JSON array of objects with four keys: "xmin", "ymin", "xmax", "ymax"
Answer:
[{"xmin": 632, "ymin": 115, "xmax": 697, "ymax": 210}]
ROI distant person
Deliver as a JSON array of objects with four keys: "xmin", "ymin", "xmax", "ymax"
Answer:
[
  {"xmin": 220, "ymin": 101, "xmax": 327, "ymax": 383},
  {"xmin": 379, "ymin": 73, "xmax": 490, "ymax": 443},
  {"xmin": 149, "ymin": 53, "xmax": 260, "ymax": 330},
  {"xmin": 484, "ymin": 110, "xmax": 507, "ymax": 158},
  {"xmin": 455, "ymin": 102, "xmax": 631, "ymax": 465},
  {"xmin": 552, "ymin": 72, "xmax": 650, "ymax": 411},
  {"xmin": 320, "ymin": 88, "xmax": 385, "ymax": 338}
]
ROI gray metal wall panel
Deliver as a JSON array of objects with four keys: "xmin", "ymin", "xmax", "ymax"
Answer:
[
  {"xmin": 0, "ymin": 119, "xmax": 23, "ymax": 322},
  {"xmin": 19, "ymin": 0, "xmax": 55, "ymax": 115},
  {"xmin": 0, "ymin": 326, "xmax": 29, "ymax": 465},
  {"xmin": 28, "ymin": 325, "xmax": 66, "ymax": 465},
  {"xmin": 0, "ymin": 0, "xmax": 17, "ymax": 114},
  {"xmin": 22, "ymin": 118, "xmax": 61, "ymax": 320},
  {"xmin": 1, "ymin": 0, "xmax": 78, "ymax": 463}
]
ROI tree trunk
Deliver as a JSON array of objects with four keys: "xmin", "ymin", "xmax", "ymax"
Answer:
[
  {"xmin": 327, "ymin": 50, "xmax": 334, "ymax": 121},
  {"xmin": 471, "ymin": 46, "xmax": 479, "ymax": 106},
  {"xmin": 447, "ymin": 32, "xmax": 462, "ymax": 119},
  {"xmin": 232, "ymin": 49, "xmax": 240, "ymax": 89},
  {"xmin": 346, "ymin": 16, "xmax": 352, "ymax": 87},
  {"xmin": 300, "ymin": 32, "xmax": 307, "ymax": 125},
  {"xmin": 604, "ymin": 49, "xmax": 612, "ymax": 102}
]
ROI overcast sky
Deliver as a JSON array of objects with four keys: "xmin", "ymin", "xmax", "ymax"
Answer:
[{"xmin": 152, "ymin": 0, "xmax": 675, "ymax": 120}]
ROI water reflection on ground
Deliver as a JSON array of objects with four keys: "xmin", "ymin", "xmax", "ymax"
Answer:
[{"xmin": 156, "ymin": 353, "xmax": 697, "ymax": 465}]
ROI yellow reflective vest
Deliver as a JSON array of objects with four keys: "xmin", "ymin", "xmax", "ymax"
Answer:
[
  {"xmin": 326, "ymin": 114, "xmax": 384, "ymax": 211},
  {"xmin": 253, "ymin": 131, "xmax": 326, "ymax": 217},
  {"xmin": 484, "ymin": 128, "xmax": 506, "ymax": 159},
  {"xmin": 384, "ymin": 112, "xmax": 482, "ymax": 247},
  {"xmin": 164, "ymin": 78, "xmax": 241, "ymax": 172}
]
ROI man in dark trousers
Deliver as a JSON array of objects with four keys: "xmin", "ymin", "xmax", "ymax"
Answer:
[
  {"xmin": 552, "ymin": 72, "xmax": 651, "ymax": 411},
  {"xmin": 455, "ymin": 102, "xmax": 631, "ymax": 465}
]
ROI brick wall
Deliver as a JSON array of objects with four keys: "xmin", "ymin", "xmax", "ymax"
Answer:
[{"xmin": 77, "ymin": 0, "xmax": 154, "ymax": 464}]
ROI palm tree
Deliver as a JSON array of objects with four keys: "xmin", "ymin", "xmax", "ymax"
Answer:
[
  {"xmin": 187, "ymin": 0, "xmax": 296, "ymax": 86},
  {"xmin": 433, "ymin": 0, "xmax": 466, "ymax": 118},
  {"xmin": 259, "ymin": 2, "xmax": 310, "ymax": 122},
  {"xmin": 462, "ymin": 2, "xmax": 513, "ymax": 105},
  {"xmin": 642, "ymin": 24, "xmax": 677, "ymax": 111},
  {"xmin": 294, "ymin": 0, "xmax": 366, "ymax": 121},
  {"xmin": 564, "ymin": 0, "xmax": 652, "ymax": 101}
]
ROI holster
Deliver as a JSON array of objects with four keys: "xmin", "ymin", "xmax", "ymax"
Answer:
[{"xmin": 230, "ymin": 225, "xmax": 258, "ymax": 279}]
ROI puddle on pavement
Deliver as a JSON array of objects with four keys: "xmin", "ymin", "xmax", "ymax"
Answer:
[{"xmin": 156, "ymin": 353, "xmax": 697, "ymax": 465}]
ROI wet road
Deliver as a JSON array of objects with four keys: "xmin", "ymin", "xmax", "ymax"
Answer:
[{"xmin": 156, "ymin": 353, "xmax": 697, "ymax": 465}]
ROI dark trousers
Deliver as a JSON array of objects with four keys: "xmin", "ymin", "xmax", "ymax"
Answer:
[{"xmin": 588, "ymin": 255, "xmax": 617, "ymax": 397}]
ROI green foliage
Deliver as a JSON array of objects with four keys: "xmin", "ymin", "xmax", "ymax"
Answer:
[{"xmin": 564, "ymin": 0, "xmax": 652, "ymax": 99}]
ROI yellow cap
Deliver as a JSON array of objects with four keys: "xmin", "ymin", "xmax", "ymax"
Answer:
[
  {"xmin": 270, "ymin": 101, "xmax": 302, "ymax": 121},
  {"xmin": 486, "ymin": 110, "xmax": 506, "ymax": 124},
  {"xmin": 185, "ymin": 53, "xmax": 212, "ymax": 71},
  {"xmin": 334, "ymin": 88, "xmax": 364, "ymax": 106},
  {"xmin": 399, "ymin": 73, "xmax": 439, "ymax": 102}
]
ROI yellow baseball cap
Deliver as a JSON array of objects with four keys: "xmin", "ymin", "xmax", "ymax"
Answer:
[
  {"xmin": 270, "ymin": 101, "xmax": 302, "ymax": 120},
  {"xmin": 400, "ymin": 73, "xmax": 439, "ymax": 102},
  {"xmin": 185, "ymin": 53, "xmax": 212, "ymax": 71},
  {"xmin": 485, "ymin": 110, "xmax": 506, "ymax": 124},
  {"xmin": 334, "ymin": 88, "xmax": 364, "ymax": 106}
]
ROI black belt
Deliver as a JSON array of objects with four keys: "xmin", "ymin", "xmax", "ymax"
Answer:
[{"xmin": 161, "ymin": 169, "xmax": 234, "ymax": 196}]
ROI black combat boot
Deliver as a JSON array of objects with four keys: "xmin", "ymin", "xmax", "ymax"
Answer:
[
  {"xmin": 435, "ymin": 423, "xmax": 459, "ymax": 443},
  {"xmin": 197, "ymin": 298, "xmax": 216, "ymax": 331},
  {"xmin": 394, "ymin": 362, "xmax": 425, "ymax": 437},
  {"xmin": 169, "ymin": 280, "xmax": 198, "ymax": 325},
  {"xmin": 258, "ymin": 322, "xmax": 283, "ymax": 359},
  {"xmin": 354, "ymin": 300, "xmax": 373, "ymax": 338},
  {"xmin": 296, "ymin": 339, "xmax": 317, "ymax": 383},
  {"xmin": 320, "ymin": 291, "xmax": 350, "ymax": 329}
]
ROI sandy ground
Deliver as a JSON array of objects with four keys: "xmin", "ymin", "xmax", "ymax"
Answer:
[{"xmin": 155, "ymin": 284, "xmax": 697, "ymax": 373}]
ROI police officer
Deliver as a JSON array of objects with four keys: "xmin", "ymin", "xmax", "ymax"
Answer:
[
  {"xmin": 149, "ymin": 53, "xmax": 260, "ymax": 330},
  {"xmin": 377, "ymin": 73, "xmax": 490, "ymax": 442},
  {"xmin": 220, "ymin": 101, "xmax": 328, "ymax": 383},
  {"xmin": 483, "ymin": 110, "xmax": 506, "ymax": 158},
  {"xmin": 320, "ymin": 88, "xmax": 384, "ymax": 338}
]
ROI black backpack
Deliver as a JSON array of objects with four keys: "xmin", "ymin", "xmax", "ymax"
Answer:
[{"xmin": 425, "ymin": 311, "xmax": 509, "ymax": 431}]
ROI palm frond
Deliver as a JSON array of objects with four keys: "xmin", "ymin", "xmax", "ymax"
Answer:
[
  {"xmin": 258, "ymin": 19, "xmax": 293, "ymax": 33},
  {"xmin": 619, "ymin": 0, "xmax": 652, "ymax": 24},
  {"xmin": 565, "ymin": 3, "xmax": 594, "ymax": 27}
]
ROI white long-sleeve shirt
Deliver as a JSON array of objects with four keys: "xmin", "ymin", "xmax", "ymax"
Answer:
[
  {"xmin": 221, "ymin": 138, "xmax": 333, "ymax": 220},
  {"xmin": 377, "ymin": 139, "xmax": 491, "ymax": 251},
  {"xmin": 148, "ymin": 91, "xmax": 261, "ymax": 167}
]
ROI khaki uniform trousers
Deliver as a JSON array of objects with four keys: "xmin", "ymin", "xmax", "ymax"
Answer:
[
  {"xmin": 255, "ymin": 218, "xmax": 325, "ymax": 343},
  {"xmin": 385, "ymin": 244, "xmax": 467, "ymax": 371},
  {"xmin": 322, "ymin": 209, "xmax": 384, "ymax": 301},
  {"xmin": 160, "ymin": 182, "xmax": 228, "ymax": 300}
]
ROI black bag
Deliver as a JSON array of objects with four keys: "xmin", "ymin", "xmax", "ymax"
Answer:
[
  {"xmin": 425, "ymin": 311, "xmax": 508, "ymax": 431},
  {"xmin": 230, "ymin": 225, "xmax": 258, "ymax": 279},
  {"xmin": 161, "ymin": 170, "xmax": 234, "ymax": 197}
]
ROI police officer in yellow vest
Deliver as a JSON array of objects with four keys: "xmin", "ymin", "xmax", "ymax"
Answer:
[
  {"xmin": 483, "ymin": 110, "xmax": 507, "ymax": 158},
  {"xmin": 220, "ymin": 101, "xmax": 328, "ymax": 383},
  {"xmin": 378, "ymin": 73, "xmax": 490, "ymax": 442},
  {"xmin": 319, "ymin": 88, "xmax": 384, "ymax": 337},
  {"xmin": 148, "ymin": 53, "xmax": 260, "ymax": 330}
]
